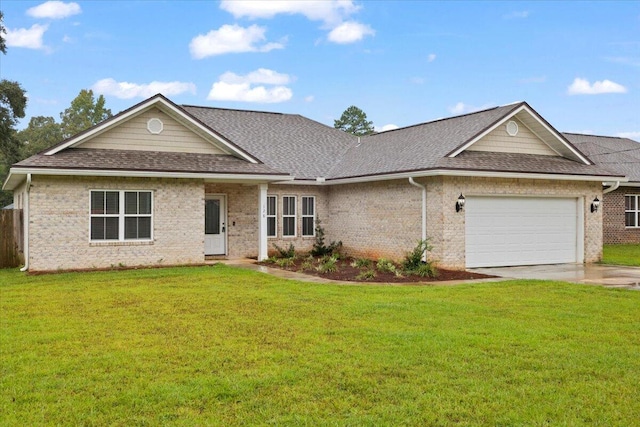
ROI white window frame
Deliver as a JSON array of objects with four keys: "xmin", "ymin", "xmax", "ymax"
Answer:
[
  {"xmin": 301, "ymin": 196, "xmax": 316, "ymax": 237},
  {"xmin": 90, "ymin": 190, "xmax": 154, "ymax": 242},
  {"xmin": 625, "ymin": 194, "xmax": 640, "ymax": 228},
  {"xmin": 267, "ymin": 195, "xmax": 277, "ymax": 238},
  {"xmin": 282, "ymin": 195, "xmax": 297, "ymax": 238}
]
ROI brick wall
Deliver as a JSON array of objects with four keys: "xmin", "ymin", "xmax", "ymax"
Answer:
[
  {"xmin": 28, "ymin": 176, "xmax": 204, "ymax": 271},
  {"xmin": 602, "ymin": 188, "xmax": 640, "ymax": 244},
  {"xmin": 323, "ymin": 176, "xmax": 602, "ymax": 270},
  {"xmin": 326, "ymin": 179, "xmax": 422, "ymax": 260}
]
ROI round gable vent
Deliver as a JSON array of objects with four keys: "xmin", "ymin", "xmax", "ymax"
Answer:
[
  {"xmin": 147, "ymin": 118, "xmax": 164, "ymax": 134},
  {"xmin": 506, "ymin": 120, "xmax": 519, "ymax": 136}
]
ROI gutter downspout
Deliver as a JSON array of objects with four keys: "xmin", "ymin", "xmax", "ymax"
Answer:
[
  {"xmin": 20, "ymin": 173, "xmax": 31, "ymax": 272},
  {"xmin": 408, "ymin": 177, "xmax": 427, "ymax": 261},
  {"xmin": 603, "ymin": 181, "xmax": 620, "ymax": 195}
]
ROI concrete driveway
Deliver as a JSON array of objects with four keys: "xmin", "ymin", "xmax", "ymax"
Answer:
[{"xmin": 470, "ymin": 264, "xmax": 640, "ymax": 289}]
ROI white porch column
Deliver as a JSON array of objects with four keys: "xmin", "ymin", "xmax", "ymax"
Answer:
[{"xmin": 258, "ymin": 183, "xmax": 268, "ymax": 261}]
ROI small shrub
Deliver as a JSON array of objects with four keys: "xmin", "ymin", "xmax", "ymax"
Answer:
[
  {"xmin": 402, "ymin": 240, "xmax": 438, "ymax": 278},
  {"xmin": 316, "ymin": 255, "xmax": 339, "ymax": 274},
  {"xmin": 351, "ymin": 258, "xmax": 372, "ymax": 269},
  {"xmin": 356, "ymin": 269, "xmax": 377, "ymax": 281},
  {"xmin": 376, "ymin": 258, "xmax": 397, "ymax": 274},
  {"xmin": 413, "ymin": 263, "xmax": 437, "ymax": 278},
  {"xmin": 275, "ymin": 257, "xmax": 295, "ymax": 268},
  {"xmin": 300, "ymin": 256, "xmax": 315, "ymax": 272},
  {"xmin": 403, "ymin": 239, "xmax": 433, "ymax": 271},
  {"xmin": 273, "ymin": 243, "xmax": 296, "ymax": 258},
  {"xmin": 311, "ymin": 221, "xmax": 342, "ymax": 257}
]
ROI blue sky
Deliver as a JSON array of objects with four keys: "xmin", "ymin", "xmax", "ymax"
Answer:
[{"xmin": 2, "ymin": 1, "xmax": 639, "ymax": 138}]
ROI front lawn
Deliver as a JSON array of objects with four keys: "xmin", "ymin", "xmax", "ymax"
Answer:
[
  {"xmin": 602, "ymin": 244, "xmax": 640, "ymax": 266},
  {"xmin": 1, "ymin": 266, "xmax": 639, "ymax": 425}
]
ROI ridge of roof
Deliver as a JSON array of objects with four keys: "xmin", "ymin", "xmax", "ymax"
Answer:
[
  {"xmin": 366, "ymin": 104, "xmax": 518, "ymax": 137},
  {"xmin": 562, "ymin": 132, "xmax": 630, "ymax": 140},
  {"xmin": 181, "ymin": 104, "xmax": 287, "ymax": 116}
]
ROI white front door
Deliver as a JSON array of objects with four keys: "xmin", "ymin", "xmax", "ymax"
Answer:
[{"xmin": 205, "ymin": 195, "xmax": 226, "ymax": 255}]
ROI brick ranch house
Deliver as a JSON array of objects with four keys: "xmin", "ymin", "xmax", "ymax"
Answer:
[
  {"xmin": 3, "ymin": 94, "xmax": 631, "ymax": 272},
  {"xmin": 563, "ymin": 133, "xmax": 640, "ymax": 245}
]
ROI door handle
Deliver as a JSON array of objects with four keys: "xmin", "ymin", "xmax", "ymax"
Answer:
[{"xmin": 222, "ymin": 223, "xmax": 226, "ymax": 233}]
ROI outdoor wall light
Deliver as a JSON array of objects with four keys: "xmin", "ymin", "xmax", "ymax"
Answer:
[
  {"xmin": 456, "ymin": 193, "xmax": 466, "ymax": 212},
  {"xmin": 591, "ymin": 196, "xmax": 600, "ymax": 213}
]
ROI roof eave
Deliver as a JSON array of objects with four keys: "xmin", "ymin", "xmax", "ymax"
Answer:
[{"xmin": 3, "ymin": 166, "xmax": 292, "ymax": 188}]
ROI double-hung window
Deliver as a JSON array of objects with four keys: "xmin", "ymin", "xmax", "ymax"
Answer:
[
  {"xmin": 625, "ymin": 195, "xmax": 640, "ymax": 228},
  {"xmin": 267, "ymin": 195, "xmax": 277, "ymax": 237},
  {"xmin": 91, "ymin": 190, "xmax": 152, "ymax": 241},
  {"xmin": 282, "ymin": 196, "xmax": 296, "ymax": 237},
  {"xmin": 301, "ymin": 196, "xmax": 315, "ymax": 237}
]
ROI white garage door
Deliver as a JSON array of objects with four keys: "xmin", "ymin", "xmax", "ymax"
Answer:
[{"xmin": 465, "ymin": 197, "xmax": 579, "ymax": 268}]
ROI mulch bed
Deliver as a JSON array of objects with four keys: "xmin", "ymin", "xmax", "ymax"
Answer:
[{"xmin": 260, "ymin": 257, "xmax": 497, "ymax": 283}]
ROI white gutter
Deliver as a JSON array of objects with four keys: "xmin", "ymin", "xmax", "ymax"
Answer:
[
  {"xmin": 408, "ymin": 177, "xmax": 427, "ymax": 262},
  {"xmin": 20, "ymin": 174, "xmax": 31, "ymax": 272},
  {"xmin": 603, "ymin": 181, "xmax": 620, "ymax": 194}
]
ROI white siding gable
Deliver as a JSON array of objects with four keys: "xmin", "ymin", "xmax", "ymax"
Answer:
[
  {"xmin": 467, "ymin": 117, "xmax": 558, "ymax": 156},
  {"xmin": 81, "ymin": 108, "xmax": 226, "ymax": 155}
]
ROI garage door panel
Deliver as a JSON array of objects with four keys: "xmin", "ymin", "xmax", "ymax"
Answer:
[{"xmin": 465, "ymin": 197, "xmax": 578, "ymax": 268}]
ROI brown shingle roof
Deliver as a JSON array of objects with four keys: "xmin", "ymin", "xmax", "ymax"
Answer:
[{"xmin": 15, "ymin": 148, "xmax": 286, "ymax": 176}]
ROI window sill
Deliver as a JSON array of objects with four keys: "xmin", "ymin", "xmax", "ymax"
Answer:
[{"xmin": 90, "ymin": 240, "xmax": 154, "ymax": 247}]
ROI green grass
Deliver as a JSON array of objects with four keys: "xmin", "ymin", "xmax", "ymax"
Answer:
[
  {"xmin": 1, "ymin": 265, "xmax": 640, "ymax": 426},
  {"xmin": 602, "ymin": 244, "xmax": 640, "ymax": 266}
]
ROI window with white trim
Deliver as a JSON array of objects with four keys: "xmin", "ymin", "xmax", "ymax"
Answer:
[
  {"xmin": 625, "ymin": 195, "xmax": 640, "ymax": 228},
  {"xmin": 301, "ymin": 196, "xmax": 315, "ymax": 237},
  {"xmin": 91, "ymin": 190, "xmax": 152, "ymax": 241},
  {"xmin": 267, "ymin": 195, "xmax": 277, "ymax": 237},
  {"xmin": 282, "ymin": 196, "xmax": 296, "ymax": 237}
]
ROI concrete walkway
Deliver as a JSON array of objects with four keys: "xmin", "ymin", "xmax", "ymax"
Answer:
[{"xmin": 470, "ymin": 264, "xmax": 640, "ymax": 290}]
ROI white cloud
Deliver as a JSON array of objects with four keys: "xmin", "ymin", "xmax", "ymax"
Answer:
[
  {"xmin": 616, "ymin": 131, "xmax": 640, "ymax": 140},
  {"xmin": 220, "ymin": 0, "xmax": 360, "ymax": 26},
  {"xmin": 427, "ymin": 53, "xmax": 436, "ymax": 62},
  {"xmin": 376, "ymin": 124, "xmax": 399, "ymax": 132},
  {"xmin": 327, "ymin": 21, "xmax": 375, "ymax": 44},
  {"xmin": 304, "ymin": 95, "xmax": 315, "ymax": 102},
  {"xmin": 27, "ymin": 1, "xmax": 81, "ymax": 19},
  {"xmin": 219, "ymin": 68, "xmax": 291, "ymax": 85},
  {"xmin": 220, "ymin": 0, "xmax": 373, "ymax": 45},
  {"xmin": 91, "ymin": 78, "xmax": 196, "ymax": 99},
  {"xmin": 189, "ymin": 24, "xmax": 284, "ymax": 59},
  {"xmin": 5, "ymin": 24, "xmax": 49, "ymax": 50},
  {"xmin": 410, "ymin": 77, "xmax": 425, "ymax": 85},
  {"xmin": 605, "ymin": 57, "xmax": 640, "ymax": 67},
  {"xmin": 503, "ymin": 10, "xmax": 529, "ymax": 19},
  {"xmin": 207, "ymin": 69, "xmax": 293, "ymax": 103},
  {"xmin": 567, "ymin": 78, "xmax": 627, "ymax": 95},
  {"xmin": 449, "ymin": 102, "xmax": 493, "ymax": 115}
]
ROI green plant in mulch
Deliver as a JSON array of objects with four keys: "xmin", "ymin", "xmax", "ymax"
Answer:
[
  {"xmin": 300, "ymin": 255, "xmax": 315, "ymax": 272},
  {"xmin": 351, "ymin": 258, "xmax": 372, "ymax": 269},
  {"xmin": 274, "ymin": 257, "xmax": 296, "ymax": 268},
  {"xmin": 310, "ymin": 221, "xmax": 342, "ymax": 257},
  {"xmin": 355, "ymin": 269, "xmax": 377, "ymax": 281},
  {"xmin": 272, "ymin": 243, "xmax": 296, "ymax": 258},
  {"xmin": 376, "ymin": 258, "xmax": 397, "ymax": 274},
  {"xmin": 316, "ymin": 254, "xmax": 339, "ymax": 274},
  {"xmin": 403, "ymin": 239, "xmax": 438, "ymax": 278}
]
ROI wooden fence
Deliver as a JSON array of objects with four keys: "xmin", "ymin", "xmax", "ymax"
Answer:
[{"xmin": 0, "ymin": 209, "xmax": 24, "ymax": 268}]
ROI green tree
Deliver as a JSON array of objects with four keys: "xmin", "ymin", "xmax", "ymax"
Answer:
[
  {"xmin": 17, "ymin": 116, "xmax": 63, "ymax": 158},
  {"xmin": 60, "ymin": 89, "xmax": 112, "ymax": 138},
  {"xmin": 1, "ymin": 11, "xmax": 7, "ymax": 54},
  {"xmin": 0, "ymin": 14, "xmax": 29, "ymax": 206},
  {"xmin": 334, "ymin": 105, "xmax": 375, "ymax": 136}
]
